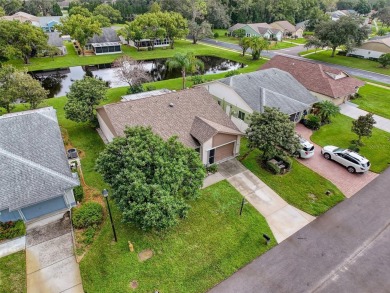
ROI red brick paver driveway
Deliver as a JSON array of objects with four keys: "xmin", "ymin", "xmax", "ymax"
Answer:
[{"xmin": 296, "ymin": 124, "xmax": 378, "ymax": 198}]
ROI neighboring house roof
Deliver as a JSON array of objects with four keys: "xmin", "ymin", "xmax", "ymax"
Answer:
[
  {"xmin": 261, "ymin": 55, "xmax": 365, "ymax": 98},
  {"xmin": 296, "ymin": 20, "xmax": 307, "ymax": 30},
  {"xmin": 228, "ymin": 23, "xmax": 279, "ymax": 36},
  {"xmin": 122, "ymin": 89, "xmax": 172, "ymax": 101},
  {"xmin": 357, "ymin": 37, "xmax": 390, "ymax": 51},
  {"xmin": 1, "ymin": 12, "xmax": 39, "ymax": 25},
  {"xmin": 218, "ymin": 68, "xmax": 318, "ymax": 115},
  {"xmin": 228, "ymin": 23, "xmax": 245, "ymax": 32},
  {"xmin": 0, "ymin": 107, "xmax": 79, "ymax": 212},
  {"xmin": 97, "ymin": 87, "xmax": 242, "ymax": 148},
  {"xmin": 87, "ymin": 27, "xmax": 120, "ymax": 44},
  {"xmin": 271, "ymin": 20, "xmax": 296, "ymax": 33},
  {"xmin": 47, "ymin": 32, "xmax": 64, "ymax": 47},
  {"xmin": 38, "ymin": 16, "xmax": 61, "ymax": 27}
]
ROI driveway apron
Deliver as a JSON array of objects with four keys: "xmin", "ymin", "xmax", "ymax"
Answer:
[
  {"xmin": 296, "ymin": 123, "xmax": 378, "ymax": 197},
  {"xmin": 218, "ymin": 160, "xmax": 315, "ymax": 243},
  {"xmin": 340, "ymin": 103, "xmax": 390, "ymax": 133},
  {"xmin": 26, "ymin": 213, "xmax": 83, "ymax": 293}
]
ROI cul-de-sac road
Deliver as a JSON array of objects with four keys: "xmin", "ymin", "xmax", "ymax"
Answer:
[{"xmin": 209, "ymin": 166, "xmax": 390, "ymax": 293}]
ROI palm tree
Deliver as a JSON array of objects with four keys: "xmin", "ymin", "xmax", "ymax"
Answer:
[
  {"xmin": 315, "ymin": 100, "xmax": 340, "ymax": 124},
  {"xmin": 249, "ymin": 37, "xmax": 269, "ymax": 60},
  {"xmin": 166, "ymin": 52, "xmax": 204, "ymax": 89},
  {"xmin": 239, "ymin": 36, "xmax": 251, "ymax": 56}
]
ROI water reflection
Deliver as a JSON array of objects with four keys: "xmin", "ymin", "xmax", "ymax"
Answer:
[{"xmin": 30, "ymin": 56, "xmax": 246, "ymax": 98}]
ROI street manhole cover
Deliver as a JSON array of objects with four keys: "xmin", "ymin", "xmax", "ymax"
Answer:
[{"xmin": 138, "ymin": 249, "xmax": 153, "ymax": 262}]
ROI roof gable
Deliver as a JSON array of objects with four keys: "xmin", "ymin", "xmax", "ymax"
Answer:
[
  {"xmin": 97, "ymin": 88, "xmax": 241, "ymax": 148},
  {"xmin": 87, "ymin": 27, "xmax": 120, "ymax": 44},
  {"xmin": 218, "ymin": 69, "xmax": 318, "ymax": 115},
  {"xmin": 0, "ymin": 108, "xmax": 79, "ymax": 211},
  {"xmin": 261, "ymin": 55, "xmax": 365, "ymax": 98}
]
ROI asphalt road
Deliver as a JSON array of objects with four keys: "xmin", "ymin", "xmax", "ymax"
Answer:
[
  {"xmin": 208, "ymin": 166, "xmax": 390, "ymax": 293},
  {"xmin": 201, "ymin": 38, "xmax": 390, "ymax": 84}
]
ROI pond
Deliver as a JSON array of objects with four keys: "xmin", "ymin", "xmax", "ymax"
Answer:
[{"xmin": 30, "ymin": 56, "xmax": 246, "ymax": 98}]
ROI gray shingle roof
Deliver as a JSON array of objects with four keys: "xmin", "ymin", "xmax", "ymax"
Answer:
[
  {"xmin": 47, "ymin": 32, "xmax": 64, "ymax": 47},
  {"xmin": 0, "ymin": 108, "xmax": 79, "ymax": 211},
  {"xmin": 219, "ymin": 68, "xmax": 318, "ymax": 115},
  {"xmin": 87, "ymin": 27, "xmax": 120, "ymax": 44},
  {"xmin": 97, "ymin": 87, "xmax": 242, "ymax": 148}
]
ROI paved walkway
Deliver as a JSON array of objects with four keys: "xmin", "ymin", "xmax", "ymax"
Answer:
[
  {"xmin": 26, "ymin": 213, "xmax": 83, "ymax": 293},
  {"xmin": 208, "ymin": 166, "xmax": 390, "ymax": 293},
  {"xmin": 340, "ymin": 103, "xmax": 390, "ymax": 133},
  {"xmin": 296, "ymin": 124, "xmax": 378, "ymax": 197},
  {"xmin": 218, "ymin": 160, "xmax": 315, "ymax": 243}
]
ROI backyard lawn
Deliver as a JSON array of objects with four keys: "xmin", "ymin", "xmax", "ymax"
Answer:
[
  {"xmin": 212, "ymin": 29, "xmax": 298, "ymax": 50},
  {"xmin": 7, "ymin": 39, "xmax": 266, "ymax": 72},
  {"xmin": 284, "ymin": 38, "xmax": 307, "ymax": 44},
  {"xmin": 354, "ymin": 84, "xmax": 390, "ymax": 119},
  {"xmin": 239, "ymin": 138, "xmax": 345, "ymax": 216},
  {"xmin": 0, "ymin": 251, "xmax": 26, "ymax": 293},
  {"xmin": 311, "ymin": 114, "xmax": 390, "ymax": 173},
  {"xmin": 80, "ymin": 180, "xmax": 275, "ymax": 293},
  {"xmin": 302, "ymin": 50, "xmax": 390, "ymax": 76}
]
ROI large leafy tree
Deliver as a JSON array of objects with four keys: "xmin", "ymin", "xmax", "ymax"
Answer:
[
  {"xmin": 378, "ymin": 53, "xmax": 390, "ymax": 68},
  {"xmin": 130, "ymin": 12, "xmax": 166, "ymax": 50},
  {"xmin": 0, "ymin": 0, "xmax": 22, "ymax": 15},
  {"xmin": 166, "ymin": 52, "xmax": 204, "ymax": 89},
  {"xmin": 56, "ymin": 15, "xmax": 102, "ymax": 55},
  {"xmin": 68, "ymin": 6, "xmax": 92, "ymax": 17},
  {"xmin": 351, "ymin": 113, "xmax": 376, "ymax": 146},
  {"xmin": 249, "ymin": 36, "xmax": 269, "ymax": 60},
  {"xmin": 314, "ymin": 16, "xmax": 370, "ymax": 57},
  {"xmin": 93, "ymin": 3, "xmax": 122, "ymax": 23},
  {"xmin": 0, "ymin": 65, "xmax": 47, "ymax": 112},
  {"xmin": 238, "ymin": 36, "xmax": 251, "ymax": 56},
  {"xmin": 95, "ymin": 126, "xmax": 205, "ymax": 231},
  {"xmin": 158, "ymin": 11, "xmax": 188, "ymax": 49},
  {"xmin": 354, "ymin": 0, "xmax": 371, "ymax": 15},
  {"xmin": 376, "ymin": 7, "xmax": 390, "ymax": 27},
  {"xmin": 246, "ymin": 107, "xmax": 301, "ymax": 160},
  {"xmin": 64, "ymin": 76, "xmax": 108, "ymax": 124},
  {"xmin": 0, "ymin": 20, "xmax": 48, "ymax": 64},
  {"xmin": 0, "ymin": 6, "xmax": 5, "ymax": 16}
]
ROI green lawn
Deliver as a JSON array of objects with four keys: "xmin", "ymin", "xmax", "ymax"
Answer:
[
  {"xmin": 284, "ymin": 38, "xmax": 307, "ymax": 44},
  {"xmin": 239, "ymin": 138, "xmax": 345, "ymax": 216},
  {"xmin": 311, "ymin": 114, "xmax": 390, "ymax": 173},
  {"xmin": 80, "ymin": 180, "xmax": 275, "ymax": 293},
  {"xmin": 212, "ymin": 29, "xmax": 298, "ymax": 50},
  {"xmin": 0, "ymin": 251, "xmax": 26, "ymax": 293},
  {"xmin": 7, "ymin": 40, "xmax": 265, "ymax": 72},
  {"xmin": 354, "ymin": 84, "xmax": 390, "ymax": 119},
  {"xmin": 302, "ymin": 50, "xmax": 390, "ymax": 76}
]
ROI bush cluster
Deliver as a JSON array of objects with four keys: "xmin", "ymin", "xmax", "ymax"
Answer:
[
  {"xmin": 0, "ymin": 220, "xmax": 26, "ymax": 241},
  {"xmin": 72, "ymin": 202, "xmax": 103, "ymax": 229},
  {"xmin": 73, "ymin": 186, "xmax": 84, "ymax": 203}
]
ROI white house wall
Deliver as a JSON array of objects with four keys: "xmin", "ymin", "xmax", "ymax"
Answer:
[
  {"xmin": 202, "ymin": 138, "xmax": 213, "ymax": 165},
  {"xmin": 64, "ymin": 189, "xmax": 76, "ymax": 207},
  {"xmin": 97, "ymin": 113, "xmax": 115, "ymax": 142},
  {"xmin": 348, "ymin": 48, "xmax": 383, "ymax": 59}
]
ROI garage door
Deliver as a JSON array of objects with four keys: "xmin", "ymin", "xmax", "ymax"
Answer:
[
  {"xmin": 215, "ymin": 142, "xmax": 235, "ymax": 163},
  {"xmin": 21, "ymin": 196, "xmax": 67, "ymax": 221}
]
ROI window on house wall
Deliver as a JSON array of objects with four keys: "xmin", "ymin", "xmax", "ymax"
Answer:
[
  {"xmin": 246, "ymin": 33, "xmax": 250, "ymax": 37},
  {"xmin": 238, "ymin": 111, "xmax": 245, "ymax": 121},
  {"xmin": 208, "ymin": 149, "xmax": 215, "ymax": 164}
]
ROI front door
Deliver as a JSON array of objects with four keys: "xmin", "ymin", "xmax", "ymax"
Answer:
[{"xmin": 208, "ymin": 149, "xmax": 215, "ymax": 164}]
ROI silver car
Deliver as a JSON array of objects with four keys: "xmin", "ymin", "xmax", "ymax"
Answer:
[{"xmin": 321, "ymin": 146, "xmax": 370, "ymax": 173}]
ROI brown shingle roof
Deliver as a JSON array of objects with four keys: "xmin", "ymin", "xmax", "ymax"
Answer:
[
  {"xmin": 271, "ymin": 21, "xmax": 296, "ymax": 33},
  {"xmin": 97, "ymin": 87, "xmax": 242, "ymax": 148},
  {"xmin": 261, "ymin": 55, "xmax": 365, "ymax": 98}
]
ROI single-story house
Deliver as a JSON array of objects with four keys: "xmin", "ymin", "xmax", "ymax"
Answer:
[
  {"xmin": 47, "ymin": 32, "xmax": 66, "ymax": 55},
  {"xmin": 1, "ymin": 12, "xmax": 40, "ymax": 26},
  {"xmin": 271, "ymin": 20, "xmax": 303, "ymax": 38},
  {"xmin": 327, "ymin": 10, "xmax": 357, "ymax": 21},
  {"xmin": 85, "ymin": 27, "xmax": 122, "ymax": 55},
  {"xmin": 261, "ymin": 55, "xmax": 365, "ymax": 105},
  {"xmin": 96, "ymin": 87, "xmax": 243, "ymax": 165},
  {"xmin": 202, "ymin": 68, "xmax": 318, "ymax": 132},
  {"xmin": 295, "ymin": 20, "xmax": 307, "ymax": 31},
  {"xmin": 227, "ymin": 23, "xmax": 283, "ymax": 41},
  {"xmin": 38, "ymin": 16, "xmax": 61, "ymax": 32},
  {"xmin": 348, "ymin": 37, "xmax": 390, "ymax": 59},
  {"xmin": 0, "ymin": 107, "xmax": 79, "ymax": 223}
]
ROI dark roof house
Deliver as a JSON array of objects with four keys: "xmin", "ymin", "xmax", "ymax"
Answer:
[
  {"xmin": 261, "ymin": 55, "xmax": 365, "ymax": 104},
  {"xmin": 96, "ymin": 87, "xmax": 242, "ymax": 165},
  {"xmin": 0, "ymin": 107, "xmax": 79, "ymax": 222},
  {"xmin": 86, "ymin": 27, "xmax": 122, "ymax": 55}
]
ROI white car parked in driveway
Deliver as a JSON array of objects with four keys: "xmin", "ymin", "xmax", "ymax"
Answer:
[
  {"xmin": 321, "ymin": 146, "xmax": 370, "ymax": 173},
  {"xmin": 298, "ymin": 137, "xmax": 315, "ymax": 159}
]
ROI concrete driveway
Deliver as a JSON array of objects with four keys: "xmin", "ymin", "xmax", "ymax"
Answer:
[
  {"xmin": 218, "ymin": 160, "xmax": 315, "ymax": 243},
  {"xmin": 208, "ymin": 165, "xmax": 390, "ymax": 293},
  {"xmin": 296, "ymin": 123, "xmax": 378, "ymax": 197},
  {"xmin": 26, "ymin": 213, "xmax": 83, "ymax": 293}
]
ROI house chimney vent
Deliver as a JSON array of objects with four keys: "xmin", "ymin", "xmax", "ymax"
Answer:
[{"xmin": 169, "ymin": 103, "xmax": 174, "ymax": 107}]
